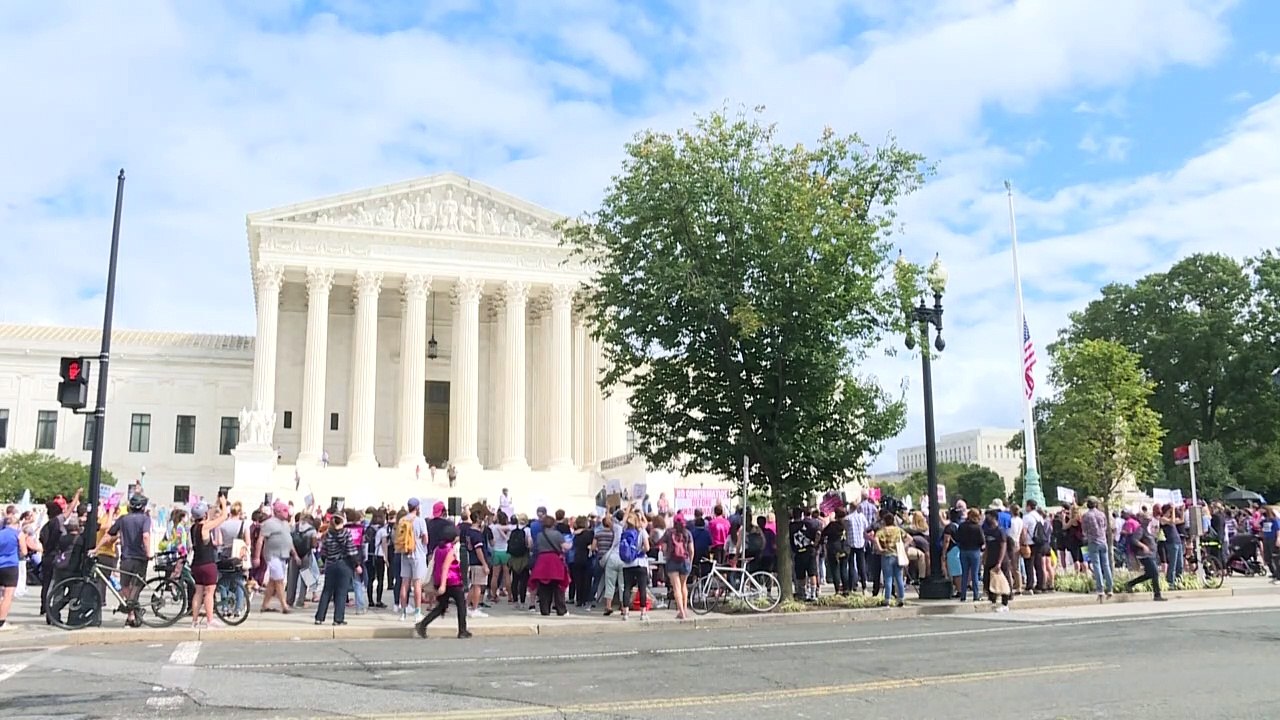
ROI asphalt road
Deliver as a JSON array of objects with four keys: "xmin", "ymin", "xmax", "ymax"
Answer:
[{"xmin": 2, "ymin": 598, "xmax": 1279, "ymax": 719}]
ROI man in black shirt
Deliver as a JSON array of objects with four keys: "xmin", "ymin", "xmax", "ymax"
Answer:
[{"xmin": 789, "ymin": 508, "xmax": 820, "ymax": 601}]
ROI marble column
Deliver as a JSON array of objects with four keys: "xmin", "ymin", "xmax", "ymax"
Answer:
[
  {"xmin": 297, "ymin": 267, "xmax": 334, "ymax": 465},
  {"xmin": 347, "ymin": 270, "xmax": 383, "ymax": 468},
  {"xmin": 572, "ymin": 319, "xmax": 585, "ymax": 466},
  {"xmin": 547, "ymin": 285, "xmax": 575, "ymax": 470},
  {"xmin": 580, "ymin": 323, "xmax": 599, "ymax": 468},
  {"xmin": 487, "ymin": 301, "xmax": 505, "ymax": 468},
  {"xmin": 249, "ymin": 263, "xmax": 284, "ymax": 422},
  {"xmin": 500, "ymin": 280, "xmax": 530, "ymax": 471},
  {"xmin": 397, "ymin": 274, "xmax": 430, "ymax": 469},
  {"xmin": 451, "ymin": 278, "xmax": 483, "ymax": 469}
]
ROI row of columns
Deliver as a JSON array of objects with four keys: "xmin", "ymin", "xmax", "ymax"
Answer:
[{"xmin": 247, "ymin": 263, "xmax": 597, "ymax": 472}]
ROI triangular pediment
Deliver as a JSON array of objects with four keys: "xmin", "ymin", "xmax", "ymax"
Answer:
[{"xmin": 248, "ymin": 173, "xmax": 565, "ymax": 242}]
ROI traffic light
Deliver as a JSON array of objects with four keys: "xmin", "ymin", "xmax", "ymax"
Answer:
[{"xmin": 58, "ymin": 356, "xmax": 90, "ymax": 410}]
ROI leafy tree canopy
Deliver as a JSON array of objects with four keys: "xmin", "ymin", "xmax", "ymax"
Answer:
[
  {"xmin": 0, "ymin": 451, "xmax": 115, "ymax": 504},
  {"xmin": 1057, "ymin": 251, "xmax": 1280, "ymax": 497},
  {"xmin": 564, "ymin": 107, "xmax": 929, "ymax": 597},
  {"xmin": 1039, "ymin": 339, "xmax": 1164, "ymax": 504}
]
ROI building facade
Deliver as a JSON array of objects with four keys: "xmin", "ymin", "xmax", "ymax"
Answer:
[
  {"xmin": 0, "ymin": 174, "xmax": 635, "ymax": 510},
  {"xmin": 896, "ymin": 427, "xmax": 1022, "ymax": 492},
  {"xmin": 0, "ymin": 325, "xmax": 252, "ymax": 503}
]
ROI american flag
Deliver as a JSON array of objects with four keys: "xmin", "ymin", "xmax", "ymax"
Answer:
[{"xmin": 1022, "ymin": 317, "xmax": 1037, "ymax": 399}]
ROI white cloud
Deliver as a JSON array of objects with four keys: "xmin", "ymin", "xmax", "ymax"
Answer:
[
  {"xmin": 1255, "ymin": 50, "xmax": 1280, "ymax": 71},
  {"xmin": 1078, "ymin": 132, "xmax": 1132, "ymax": 161},
  {"xmin": 1073, "ymin": 94, "xmax": 1128, "ymax": 117},
  {"xmin": 0, "ymin": 0, "xmax": 1268, "ymax": 474}
]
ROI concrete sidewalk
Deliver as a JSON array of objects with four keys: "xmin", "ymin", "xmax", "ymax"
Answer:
[{"xmin": 1, "ymin": 578, "xmax": 1272, "ymax": 648}]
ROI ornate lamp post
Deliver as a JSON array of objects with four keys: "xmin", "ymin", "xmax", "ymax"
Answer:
[{"xmin": 899, "ymin": 252, "xmax": 954, "ymax": 600}]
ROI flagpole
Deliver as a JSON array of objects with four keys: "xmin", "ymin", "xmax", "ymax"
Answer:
[{"xmin": 1006, "ymin": 181, "xmax": 1045, "ymax": 508}]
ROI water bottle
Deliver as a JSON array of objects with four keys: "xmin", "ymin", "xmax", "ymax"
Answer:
[{"xmin": 110, "ymin": 575, "xmax": 122, "ymax": 592}]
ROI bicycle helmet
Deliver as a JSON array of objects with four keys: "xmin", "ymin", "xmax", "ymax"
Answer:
[{"xmin": 128, "ymin": 493, "xmax": 148, "ymax": 512}]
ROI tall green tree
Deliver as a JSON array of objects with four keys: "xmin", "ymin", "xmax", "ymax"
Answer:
[
  {"xmin": 1039, "ymin": 339, "xmax": 1164, "ymax": 506},
  {"xmin": 0, "ymin": 451, "xmax": 116, "ymax": 503},
  {"xmin": 565, "ymin": 108, "xmax": 928, "ymax": 600},
  {"xmin": 1058, "ymin": 252, "xmax": 1280, "ymax": 495}
]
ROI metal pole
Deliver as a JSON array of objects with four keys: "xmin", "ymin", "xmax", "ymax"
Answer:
[
  {"xmin": 83, "ymin": 169, "xmax": 125, "ymax": 548},
  {"xmin": 1189, "ymin": 440, "xmax": 1203, "ymax": 582},
  {"xmin": 918, "ymin": 318, "xmax": 950, "ymax": 599}
]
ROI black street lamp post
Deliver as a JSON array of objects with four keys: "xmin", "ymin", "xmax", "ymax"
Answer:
[{"xmin": 899, "ymin": 252, "xmax": 954, "ymax": 601}]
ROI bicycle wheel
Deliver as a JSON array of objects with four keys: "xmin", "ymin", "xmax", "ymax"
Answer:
[
  {"xmin": 47, "ymin": 577, "xmax": 103, "ymax": 630},
  {"xmin": 215, "ymin": 576, "xmax": 251, "ymax": 626},
  {"xmin": 745, "ymin": 572, "xmax": 781, "ymax": 612},
  {"xmin": 1202, "ymin": 555, "xmax": 1224, "ymax": 589},
  {"xmin": 139, "ymin": 577, "xmax": 187, "ymax": 628},
  {"xmin": 690, "ymin": 576, "xmax": 714, "ymax": 615}
]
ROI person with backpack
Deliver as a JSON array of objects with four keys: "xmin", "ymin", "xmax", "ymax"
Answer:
[
  {"xmin": 617, "ymin": 509, "xmax": 652, "ymax": 621},
  {"xmin": 366, "ymin": 510, "xmax": 387, "ymax": 608},
  {"xmin": 506, "ymin": 514, "xmax": 532, "ymax": 607},
  {"xmin": 396, "ymin": 498, "xmax": 430, "ymax": 621},
  {"xmin": 822, "ymin": 507, "xmax": 850, "ymax": 595},
  {"xmin": 289, "ymin": 514, "xmax": 319, "ymax": 608},
  {"xmin": 663, "ymin": 513, "xmax": 694, "ymax": 620},
  {"xmin": 1023, "ymin": 500, "xmax": 1049, "ymax": 593}
]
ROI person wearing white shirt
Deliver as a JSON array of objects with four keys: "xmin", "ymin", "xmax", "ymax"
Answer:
[
  {"xmin": 1023, "ymin": 500, "xmax": 1047, "ymax": 592},
  {"xmin": 498, "ymin": 489, "xmax": 515, "ymax": 519},
  {"xmin": 1006, "ymin": 508, "xmax": 1026, "ymax": 593}
]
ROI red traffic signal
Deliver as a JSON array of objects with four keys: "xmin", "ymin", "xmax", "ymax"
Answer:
[
  {"xmin": 60, "ymin": 357, "xmax": 89, "ymax": 384},
  {"xmin": 58, "ymin": 356, "xmax": 90, "ymax": 410}
]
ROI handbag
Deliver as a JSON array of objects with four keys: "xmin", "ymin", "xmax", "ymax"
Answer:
[
  {"xmin": 895, "ymin": 535, "xmax": 909, "ymax": 567},
  {"xmin": 989, "ymin": 569, "xmax": 1012, "ymax": 596},
  {"xmin": 422, "ymin": 548, "xmax": 441, "ymax": 595}
]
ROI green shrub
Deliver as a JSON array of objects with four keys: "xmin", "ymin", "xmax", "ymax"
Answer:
[
  {"xmin": 1053, "ymin": 567, "xmax": 1207, "ymax": 594},
  {"xmin": 812, "ymin": 593, "xmax": 887, "ymax": 609}
]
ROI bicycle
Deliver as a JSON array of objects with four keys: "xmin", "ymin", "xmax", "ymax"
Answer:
[
  {"xmin": 689, "ymin": 561, "xmax": 781, "ymax": 614},
  {"xmin": 46, "ymin": 555, "xmax": 186, "ymax": 630},
  {"xmin": 154, "ymin": 551, "xmax": 252, "ymax": 626}
]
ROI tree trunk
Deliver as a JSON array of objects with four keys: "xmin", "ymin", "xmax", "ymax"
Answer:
[{"xmin": 772, "ymin": 494, "xmax": 794, "ymax": 603}]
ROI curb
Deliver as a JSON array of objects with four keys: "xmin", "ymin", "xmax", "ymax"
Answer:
[{"xmin": 0, "ymin": 586, "xmax": 1256, "ymax": 648}]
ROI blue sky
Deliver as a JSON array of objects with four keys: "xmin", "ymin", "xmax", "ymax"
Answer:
[{"xmin": 2, "ymin": 0, "xmax": 1279, "ymax": 472}]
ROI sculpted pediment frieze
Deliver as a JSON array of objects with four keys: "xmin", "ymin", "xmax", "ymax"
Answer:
[{"xmin": 275, "ymin": 181, "xmax": 561, "ymax": 242}]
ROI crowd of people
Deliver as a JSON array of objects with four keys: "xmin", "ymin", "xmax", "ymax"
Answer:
[{"xmin": 0, "ymin": 485, "xmax": 1276, "ymax": 634}]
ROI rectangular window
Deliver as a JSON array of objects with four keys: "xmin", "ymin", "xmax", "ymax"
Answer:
[
  {"xmin": 129, "ymin": 413, "xmax": 151, "ymax": 453},
  {"xmin": 36, "ymin": 410, "xmax": 58, "ymax": 450},
  {"xmin": 83, "ymin": 416, "xmax": 97, "ymax": 452},
  {"xmin": 174, "ymin": 415, "xmax": 196, "ymax": 454},
  {"xmin": 329, "ymin": 412, "xmax": 339, "ymax": 431},
  {"xmin": 219, "ymin": 416, "xmax": 239, "ymax": 455},
  {"xmin": 0, "ymin": 408, "xmax": 8, "ymax": 449},
  {"xmin": 173, "ymin": 485, "xmax": 190, "ymax": 504},
  {"xmin": 626, "ymin": 429, "xmax": 637, "ymax": 454},
  {"xmin": 283, "ymin": 410, "xmax": 293, "ymax": 429}
]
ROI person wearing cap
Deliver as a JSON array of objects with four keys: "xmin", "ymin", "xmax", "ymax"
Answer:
[
  {"xmin": 189, "ymin": 500, "xmax": 229, "ymax": 627},
  {"xmin": 256, "ymin": 500, "xmax": 299, "ymax": 614},
  {"xmin": 96, "ymin": 494, "xmax": 152, "ymax": 627},
  {"xmin": 397, "ymin": 498, "xmax": 430, "ymax": 621}
]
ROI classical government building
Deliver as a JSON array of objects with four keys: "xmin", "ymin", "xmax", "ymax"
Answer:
[
  {"xmin": 0, "ymin": 174, "xmax": 644, "ymax": 510},
  {"xmin": 895, "ymin": 427, "xmax": 1023, "ymax": 492}
]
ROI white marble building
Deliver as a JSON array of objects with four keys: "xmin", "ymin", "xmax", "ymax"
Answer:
[
  {"xmin": 0, "ymin": 174, "xmax": 636, "ymax": 510},
  {"xmin": 896, "ymin": 427, "xmax": 1023, "ymax": 492},
  {"xmin": 0, "ymin": 325, "xmax": 252, "ymax": 502}
]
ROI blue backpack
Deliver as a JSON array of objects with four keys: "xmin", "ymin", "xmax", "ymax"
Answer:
[{"xmin": 618, "ymin": 528, "xmax": 643, "ymax": 563}]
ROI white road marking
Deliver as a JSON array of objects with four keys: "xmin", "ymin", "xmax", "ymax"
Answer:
[
  {"xmin": 149, "ymin": 640, "xmax": 202, "ymax": 710},
  {"xmin": 202, "ymin": 606, "xmax": 1280, "ymax": 670},
  {"xmin": 168, "ymin": 641, "xmax": 202, "ymax": 666},
  {"xmin": 0, "ymin": 647, "xmax": 66, "ymax": 686}
]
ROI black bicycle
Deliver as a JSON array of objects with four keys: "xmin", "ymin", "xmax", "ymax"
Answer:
[{"xmin": 47, "ymin": 556, "xmax": 186, "ymax": 630}]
